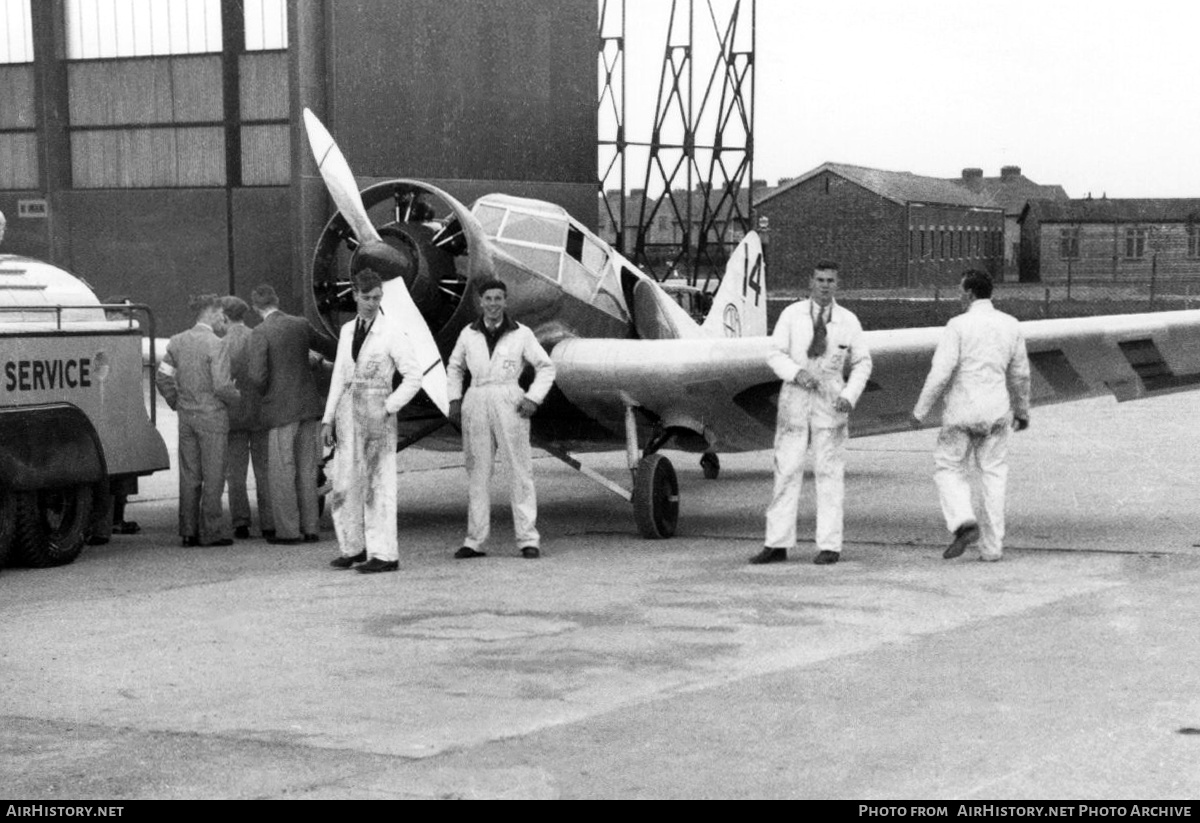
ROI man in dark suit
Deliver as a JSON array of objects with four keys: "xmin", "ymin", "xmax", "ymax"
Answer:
[
  {"xmin": 248, "ymin": 284, "xmax": 329, "ymax": 545},
  {"xmin": 220, "ymin": 296, "xmax": 274, "ymax": 540}
]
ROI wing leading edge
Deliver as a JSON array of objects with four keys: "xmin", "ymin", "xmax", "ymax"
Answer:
[{"xmin": 552, "ymin": 309, "xmax": 1200, "ymax": 452}]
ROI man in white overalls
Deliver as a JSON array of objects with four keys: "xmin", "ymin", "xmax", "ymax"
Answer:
[
  {"xmin": 321, "ymin": 269, "xmax": 423, "ymax": 574},
  {"xmin": 752, "ymin": 261, "xmax": 872, "ymax": 566},
  {"xmin": 447, "ymin": 278, "xmax": 555, "ymax": 559}
]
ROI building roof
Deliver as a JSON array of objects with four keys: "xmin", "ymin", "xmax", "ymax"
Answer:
[
  {"xmin": 953, "ymin": 175, "xmax": 1068, "ymax": 216},
  {"xmin": 1022, "ymin": 198, "xmax": 1200, "ymax": 224},
  {"xmin": 754, "ymin": 162, "xmax": 999, "ymax": 210}
]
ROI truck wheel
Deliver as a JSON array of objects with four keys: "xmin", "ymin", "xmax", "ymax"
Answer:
[
  {"xmin": 13, "ymin": 485, "xmax": 94, "ymax": 568},
  {"xmin": 0, "ymin": 492, "xmax": 15, "ymax": 569}
]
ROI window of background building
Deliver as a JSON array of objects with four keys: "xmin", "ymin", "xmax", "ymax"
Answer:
[
  {"xmin": 1189, "ymin": 225, "xmax": 1200, "ymax": 258},
  {"xmin": 61, "ymin": 0, "xmax": 290, "ymax": 188},
  {"xmin": 65, "ymin": 0, "xmax": 222, "ymax": 58},
  {"xmin": 1125, "ymin": 227, "xmax": 1146, "ymax": 259},
  {"xmin": 0, "ymin": 0, "xmax": 37, "ymax": 189},
  {"xmin": 1060, "ymin": 227, "xmax": 1080, "ymax": 259},
  {"xmin": 244, "ymin": 0, "xmax": 288, "ymax": 50},
  {"xmin": 1, "ymin": 0, "xmax": 34, "ymax": 63}
]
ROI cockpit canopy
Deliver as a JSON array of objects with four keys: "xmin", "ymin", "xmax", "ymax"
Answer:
[{"xmin": 471, "ymin": 195, "xmax": 629, "ymax": 320}]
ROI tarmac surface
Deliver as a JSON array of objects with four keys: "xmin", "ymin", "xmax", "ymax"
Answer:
[{"xmin": 3, "ymin": 391, "xmax": 1200, "ymax": 799}]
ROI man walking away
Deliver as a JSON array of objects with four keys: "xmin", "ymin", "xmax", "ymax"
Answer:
[{"xmin": 911, "ymin": 270, "xmax": 1032, "ymax": 562}]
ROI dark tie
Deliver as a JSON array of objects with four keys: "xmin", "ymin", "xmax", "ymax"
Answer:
[
  {"xmin": 807, "ymin": 308, "xmax": 827, "ymax": 358},
  {"xmin": 352, "ymin": 319, "xmax": 367, "ymax": 361}
]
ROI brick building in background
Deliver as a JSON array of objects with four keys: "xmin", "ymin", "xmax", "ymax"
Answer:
[
  {"xmin": 1019, "ymin": 197, "xmax": 1200, "ymax": 283},
  {"xmin": 951, "ymin": 166, "xmax": 1068, "ymax": 280},
  {"xmin": 753, "ymin": 162, "xmax": 1004, "ymax": 291}
]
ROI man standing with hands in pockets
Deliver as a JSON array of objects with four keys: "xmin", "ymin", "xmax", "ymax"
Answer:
[
  {"xmin": 322, "ymin": 269, "xmax": 423, "ymax": 574},
  {"xmin": 752, "ymin": 261, "xmax": 872, "ymax": 567}
]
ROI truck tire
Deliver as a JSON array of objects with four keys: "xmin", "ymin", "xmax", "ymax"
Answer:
[
  {"xmin": 0, "ymin": 492, "xmax": 15, "ymax": 569},
  {"xmin": 13, "ymin": 484, "xmax": 94, "ymax": 568}
]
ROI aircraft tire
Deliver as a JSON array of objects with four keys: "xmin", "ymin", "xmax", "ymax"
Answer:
[
  {"xmin": 633, "ymin": 454, "xmax": 679, "ymax": 539},
  {"xmin": 12, "ymin": 484, "xmax": 93, "ymax": 568},
  {"xmin": 0, "ymin": 491, "xmax": 15, "ymax": 569},
  {"xmin": 700, "ymin": 452, "xmax": 720, "ymax": 480}
]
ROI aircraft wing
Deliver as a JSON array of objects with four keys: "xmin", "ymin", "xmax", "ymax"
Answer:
[{"xmin": 552, "ymin": 309, "xmax": 1200, "ymax": 452}]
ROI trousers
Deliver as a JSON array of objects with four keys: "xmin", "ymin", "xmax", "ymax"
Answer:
[
  {"xmin": 227, "ymin": 428, "xmax": 273, "ymax": 532},
  {"xmin": 764, "ymin": 418, "xmax": 847, "ymax": 552},
  {"xmin": 178, "ymin": 414, "xmax": 231, "ymax": 543},
  {"xmin": 462, "ymin": 383, "xmax": 539, "ymax": 549},
  {"xmin": 933, "ymin": 422, "xmax": 1011, "ymax": 559},
  {"xmin": 266, "ymin": 420, "xmax": 321, "ymax": 540},
  {"xmin": 330, "ymin": 384, "xmax": 399, "ymax": 561}
]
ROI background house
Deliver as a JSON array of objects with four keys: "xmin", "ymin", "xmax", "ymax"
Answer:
[
  {"xmin": 951, "ymin": 166, "xmax": 1068, "ymax": 281},
  {"xmin": 1019, "ymin": 197, "xmax": 1200, "ymax": 283},
  {"xmin": 753, "ymin": 162, "xmax": 1004, "ymax": 290}
]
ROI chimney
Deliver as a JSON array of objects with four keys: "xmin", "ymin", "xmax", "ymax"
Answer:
[
  {"xmin": 1000, "ymin": 165, "xmax": 1021, "ymax": 180},
  {"xmin": 961, "ymin": 168, "xmax": 983, "ymax": 192}
]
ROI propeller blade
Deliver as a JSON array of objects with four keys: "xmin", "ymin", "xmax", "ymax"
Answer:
[
  {"xmin": 380, "ymin": 277, "xmax": 450, "ymax": 417},
  {"xmin": 302, "ymin": 108, "xmax": 382, "ymax": 245}
]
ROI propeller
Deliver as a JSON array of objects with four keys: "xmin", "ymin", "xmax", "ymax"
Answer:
[{"xmin": 302, "ymin": 108, "xmax": 450, "ymax": 416}]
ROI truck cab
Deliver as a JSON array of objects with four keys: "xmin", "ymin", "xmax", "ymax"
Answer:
[{"xmin": 0, "ymin": 254, "xmax": 169, "ymax": 568}]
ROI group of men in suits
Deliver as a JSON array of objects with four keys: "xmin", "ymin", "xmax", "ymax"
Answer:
[{"xmin": 156, "ymin": 285, "xmax": 333, "ymax": 548}]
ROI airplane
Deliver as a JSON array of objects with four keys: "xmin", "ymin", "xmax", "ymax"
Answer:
[{"xmin": 301, "ymin": 109, "xmax": 1200, "ymax": 540}]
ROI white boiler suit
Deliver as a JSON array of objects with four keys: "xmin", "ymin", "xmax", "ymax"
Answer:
[
  {"xmin": 764, "ymin": 300, "xmax": 872, "ymax": 553},
  {"xmin": 447, "ymin": 317, "xmax": 555, "ymax": 551},
  {"xmin": 912, "ymin": 299, "xmax": 1031, "ymax": 560},
  {"xmin": 322, "ymin": 313, "xmax": 422, "ymax": 563}
]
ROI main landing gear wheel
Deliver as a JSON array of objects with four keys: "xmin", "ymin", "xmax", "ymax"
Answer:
[
  {"xmin": 0, "ymin": 491, "xmax": 15, "ymax": 570},
  {"xmin": 13, "ymin": 484, "xmax": 93, "ymax": 568},
  {"xmin": 633, "ymin": 453, "xmax": 679, "ymax": 539},
  {"xmin": 700, "ymin": 451, "xmax": 720, "ymax": 480}
]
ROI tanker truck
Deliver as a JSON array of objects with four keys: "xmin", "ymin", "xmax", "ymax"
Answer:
[{"xmin": 0, "ymin": 253, "xmax": 169, "ymax": 569}]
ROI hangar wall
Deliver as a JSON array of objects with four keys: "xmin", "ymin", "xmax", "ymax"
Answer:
[{"xmin": 5, "ymin": 0, "xmax": 597, "ymax": 335}]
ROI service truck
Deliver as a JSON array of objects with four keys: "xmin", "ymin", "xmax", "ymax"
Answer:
[{"xmin": 0, "ymin": 254, "xmax": 169, "ymax": 569}]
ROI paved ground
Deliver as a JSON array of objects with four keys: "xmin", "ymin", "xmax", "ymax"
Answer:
[{"xmin": 3, "ymin": 391, "xmax": 1200, "ymax": 799}]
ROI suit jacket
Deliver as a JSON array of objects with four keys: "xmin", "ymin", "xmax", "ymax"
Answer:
[
  {"xmin": 223, "ymin": 323, "xmax": 266, "ymax": 431},
  {"xmin": 155, "ymin": 322, "xmax": 239, "ymax": 428},
  {"xmin": 248, "ymin": 310, "xmax": 326, "ymax": 428}
]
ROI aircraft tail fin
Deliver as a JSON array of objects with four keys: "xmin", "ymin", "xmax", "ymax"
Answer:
[{"xmin": 702, "ymin": 231, "xmax": 767, "ymax": 338}]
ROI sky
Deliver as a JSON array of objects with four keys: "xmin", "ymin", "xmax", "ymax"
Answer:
[{"xmin": 619, "ymin": 0, "xmax": 1200, "ymax": 199}]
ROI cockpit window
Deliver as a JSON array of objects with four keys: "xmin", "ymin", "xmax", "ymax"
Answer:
[
  {"xmin": 501, "ymin": 212, "xmax": 566, "ymax": 247},
  {"xmin": 473, "ymin": 204, "xmax": 506, "ymax": 237}
]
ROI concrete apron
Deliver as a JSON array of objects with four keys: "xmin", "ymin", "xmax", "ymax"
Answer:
[{"xmin": 2, "ymin": 392, "xmax": 1200, "ymax": 798}]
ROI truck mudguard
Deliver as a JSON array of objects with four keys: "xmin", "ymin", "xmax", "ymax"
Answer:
[{"xmin": 0, "ymin": 403, "xmax": 106, "ymax": 492}]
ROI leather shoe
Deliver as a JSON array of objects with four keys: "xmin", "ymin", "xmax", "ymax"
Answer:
[
  {"xmin": 330, "ymin": 550, "xmax": 367, "ymax": 569},
  {"xmin": 303, "ymin": 533, "xmax": 321, "ymax": 543},
  {"xmin": 261, "ymin": 529, "xmax": 276, "ymax": 540},
  {"xmin": 454, "ymin": 547, "xmax": 487, "ymax": 559},
  {"xmin": 267, "ymin": 536, "xmax": 302, "ymax": 545},
  {"xmin": 749, "ymin": 547, "xmax": 787, "ymax": 565},
  {"xmin": 181, "ymin": 536, "xmax": 199, "ymax": 548},
  {"xmin": 357, "ymin": 557, "xmax": 399, "ymax": 574},
  {"xmin": 945, "ymin": 523, "xmax": 980, "ymax": 559},
  {"xmin": 813, "ymin": 550, "xmax": 840, "ymax": 565},
  {"xmin": 233, "ymin": 526, "xmax": 251, "ymax": 540},
  {"xmin": 520, "ymin": 546, "xmax": 540, "ymax": 559}
]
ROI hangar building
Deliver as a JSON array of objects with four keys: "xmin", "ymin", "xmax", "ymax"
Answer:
[{"xmin": 0, "ymin": 0, "xmax": 596, "ymax": 334}]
